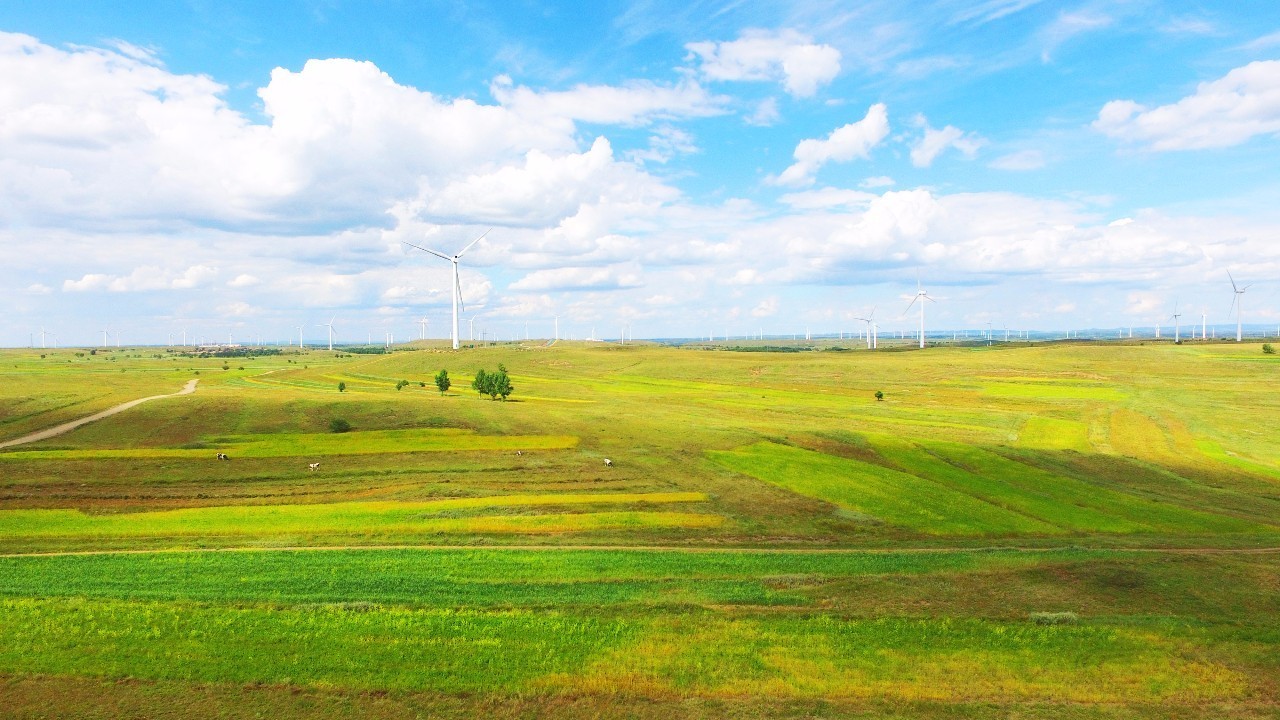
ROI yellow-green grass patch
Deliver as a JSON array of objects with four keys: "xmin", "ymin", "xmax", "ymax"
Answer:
[
  {"xmin": 0, "ymin": 492, "xmax": 714, "ymax": 540},
  {"xmin": 0, "ymin": 427, "xmax": 578, "ymax": 460},
  {"xmin": 1016, "ymin": 416, "xmax": 1091, "ymax": 451},
  {"xmin": 707, "ymin": 442, "xmax": 1048, "ymax": 535},
  {"xmin": 981, "ymin": 382, "xmax": 1127, "ymax": 401},
  {"xmin": 537, "ymin": 616, "xmax": 1246, "ymax": 703}
]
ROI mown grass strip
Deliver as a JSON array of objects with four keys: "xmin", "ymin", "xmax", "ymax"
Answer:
[
  {"xmin": 0, "ymin": 428, "xmax": 578, "ymax": 459},
  {"xmin": 0, "ymin": 494, "xmax": 717, "ymax": 540},
  {"xmin": 0, "ymin": 597, "xmax": 1245, "ymax": 702},
  {"xmin": 0, "ymin": 547, "xmax": 1074, "ymax": 607}
]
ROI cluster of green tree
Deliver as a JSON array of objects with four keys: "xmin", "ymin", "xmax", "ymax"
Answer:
[
  {"xmin": 471, "ymin": 364, "xmax": 514, "ymax": 400},
  {"xmin": 336, "ymin": 346, "xmax": 387, "ymax": 354},
  {"xmin": 178, "ymin": 348, "xmax": 284, "ymax": 358}
]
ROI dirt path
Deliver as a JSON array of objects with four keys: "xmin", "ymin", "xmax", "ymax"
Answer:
[
  {"xmin": 0, "ymin": 379, "xmax": 199, "ymax": 450},
  {"xmin": 2, "ymin": 542, "xmax": 1277, "ymax": 559}
]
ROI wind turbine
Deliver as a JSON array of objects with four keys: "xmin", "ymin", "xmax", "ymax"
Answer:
[
  {"xmin": 554, "ymin": 315, "xmax": 560, "ymax": 341},
  {"xmin": 1228, "ymin": 270, "xmax": 1251, "ymax": 342},
  {"xmin": 904, "ymin": 281, "xmax": 935, "ymax": 349},
  {"xmin": 1200, "ymin": 310, "xmax": 1206, "ymax": 341},
  {"xmin": 317, "ymin": 316, "xmax": 336, "ymax": 351},
  {"xmin": 101, "ymin": 329, "xmax": 110, "ymax": 347},
  {"xmin": 418, "ymin": 317, "xmax": 429, "ymax": 341},
  {"xmin": 854, "ymin": 308, "xmax": 878, "ymax": 349},
  {"xmin": 402, "ymin": 229, "xmax": 490, "ymax": 350},
  {"xmin": 1170, "ymin": 301, "xmax": 1182, "ymax": 343},
  {"xmin": 295, "ymin": 326, "xmax": 303, "ymax": 348}
]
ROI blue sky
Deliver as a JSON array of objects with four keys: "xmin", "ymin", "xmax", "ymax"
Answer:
[{"xmin": 2, "ymin": 0, "xmax": 1279, "ymax": 346}]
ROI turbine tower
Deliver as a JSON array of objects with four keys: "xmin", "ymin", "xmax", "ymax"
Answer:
[
  {"xmin": 1228, "ymin": 270, "xmax": 1251, "ymax": 342},
  {"xmin": 1170, "ymin": 302, "xmax": 1182, "ymax": 343},
  {"xmin": 317, "ymin": 316, "xmax": 336, "ymax": 351},
  {"xmin": 418, "ymin": 317, "xmax": 429, "ymax": 341},
  {"xmin": 403, "ymin": 229, "xmax": 490, "ymax": 350},
  {"xmin": 904, "ymin": 281, "xmax": 935, "ymax": 349},
  {"xmin": 854, "ymin": 308, "xmax": 877, "ymax": 349}
]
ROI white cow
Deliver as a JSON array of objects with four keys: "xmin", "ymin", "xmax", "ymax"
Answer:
[
  {"xmin": 308, "ymin": 462, "xmax": 320, "ymax": 471},
  {"xmin": 603, "ymin": 458, "xmax": 613, "ymax": 468}
]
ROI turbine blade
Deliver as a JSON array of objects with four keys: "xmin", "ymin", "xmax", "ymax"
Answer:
[
  {"xmin": 456, "ymin": 271, "xmax": 466, "ymax": 313},
  {"xmin": 455, "ymin": 228, "xmax": 491, "ymax": 258},
  {"xmin": 402, "ymin": 241, "xmax": 451, "ymax": 261},
  {"xmin": 1228, "ymin": 269, "xmax": 1238, "ymax": 292}
]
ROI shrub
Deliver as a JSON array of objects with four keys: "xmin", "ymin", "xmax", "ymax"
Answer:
[
  {"xmin": 329, "ymin": 418, "xmax": 352, "ymax": 433},
  {"xmin": 1264, "ymin": 343, "xmax": 1275, "ymax": 355},
  {"xmin": 395, "ymin": 379, "xmax": 409, "ymax": 391},
  {"xmin": 874, "ymin": 391, "xmax": 884, "ymax": 401},
  {"xmin": 337, "ymin": 381, "xmax": 346, "ymax": 392}
]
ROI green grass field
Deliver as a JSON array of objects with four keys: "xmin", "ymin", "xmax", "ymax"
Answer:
[{"xmin": 1, "ymin": 341, "xmax": 1278, "ymax": 718}]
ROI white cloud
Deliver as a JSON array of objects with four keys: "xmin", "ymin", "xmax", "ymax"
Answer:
[
  {"xmin": 489, "ymin": 75, "xmax": 726, "ymax": 127},
  {"xmin": 1093, "ymin": 60, "xmax": 1280, "ymax": 150},
  {"xmin": 779, "ymin": 187, "xmax": 877, "ymax": 210},
  {"xmin": 685, "ymin": 29, "xmax": 841, "ymax": 97},
  {"xmin": 746, "ymin": 97, "xmax": 781, "ymax": 126},
  {"xmin": 509, "ymin": 265, "xmax": 643, "ymax": 292},
  {"xmin": 628, "ymin": 125, "xmax": 699, "ymax": 164},
  {"xmin": 751, "ymin": 297, "xmax": 778, "ymax": 317},
  {"xmin": 860, "ymin": 176, "xmax": 895, "ymax": 188},
  {"xmin": 1039, "ymin": 11, "xmax": 1113, "ymax": 62},
  {"xmin": 910, "ymin": 119, "xmax": 984, "ymax": 167},
  {"xmin": 228, "ymin": 274, "xmax": 261, "ymax": 288},
  {"xmin": 989, "ymin": 150, "xmax": 1045, "ymax": 170},
  {"xmin": 419, "ymin": 137, "xmax": 678, "ymax": 227},
  {"xmin": 772, "ymin": 103, "xmax": 890, "ymax": 186},
  {"xmin": 62, "ymin": 265, "xmax": 218, "ymax": 292}
]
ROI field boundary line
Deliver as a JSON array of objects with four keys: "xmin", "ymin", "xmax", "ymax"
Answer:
[
  {"xmin": 0, "ymin": 379, "xmax": 199, "ymax": 450},
  {"xmin": 2, "ymin": 543, "xmax": 1279, "ymax": 559}
]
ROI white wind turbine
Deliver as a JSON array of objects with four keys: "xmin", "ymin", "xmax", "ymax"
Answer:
[
  {"xmin": 904, "ymin": 281, "xmax": 935, "ymax": 349},
  {"xmin": 854, "ymin": 308, "xmax": 878, "ymax": 349},
  {"xmin": 317, "ymin": 316, "xmax": 336, "ymax": 351},
  {"xmin": 402, "ymin": 229, "xmax": 490, "ymax": 350},
  {"xmin": 418, "ymin": 317, "xmax": 429, "ymax": 341},
  {"xmin": 1228, "ymin": 270, "xmax": 1251, "ymax": 342},
  {"xmin": 1170, "ymin": 301, "xmax": 1182, "ymax": 343},
  {"xmin": 1200, "ymin": 309, "xmax": 1206, "ymax": 341},
  {"xmin": 295, "ymin": 326, "xmax": 303, "ymax": 347}
]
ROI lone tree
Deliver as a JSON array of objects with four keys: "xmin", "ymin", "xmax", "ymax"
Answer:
[
  {"xmin": 471, "ymin": 369, "xmax": 488, "ymax": 397},
  {"xmin": 338, "ymin": 381, "xmax": 346, "ymax": 393},
  {"xmin": 434, "ymin": 369, "xmax": 451, "ymax": 395}
]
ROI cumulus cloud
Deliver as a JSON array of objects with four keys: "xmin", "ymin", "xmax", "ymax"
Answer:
[
  {"xmin": 685, "ymin": 29, "xmax": 841, "ymax": 97},
  {"xmin": 62, "ymin": 265, "xmax": 218, "ymax": 292},
  {"xmin": 1093, "ymin": 60, "xmax": 1280, "ymax": 150},
  {"xmin": 910, "ymin": 118, "xmax": 984, "ymax": 167},
  {"xmin": 772, "ymin": 103, "xmax": 890, "ymax": 186}
]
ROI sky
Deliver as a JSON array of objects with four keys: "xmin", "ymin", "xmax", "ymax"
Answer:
[{"xmin": 2, "ymin": 0, "xmax": 1279, "ymax": 346}]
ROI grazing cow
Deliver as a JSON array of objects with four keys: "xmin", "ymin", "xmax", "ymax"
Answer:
[
  {"xmin": 216, "ymin": 452, "xmax": 229, "ymax": 461},
  {"xmin": 603, "ymin": 458, "xmax": 612, "ymax": 468},
  {"xmin": 516, "ymin": 450, "xmax": 523, "ymax": 456},
  {"xmin": 308, "ymin": 462, "xmax": 320, "ymax": 471}
]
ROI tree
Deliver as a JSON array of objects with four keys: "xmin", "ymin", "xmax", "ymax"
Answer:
[
  {"xmin": 874, "ymin": 390, "xmax": 884, "ymax": 401},
  {"xmin": 329, "ymin": 418, "xmax": 351, "ymax": 433},
  {"xmin": 491, "ymin": 364, "xmax": 514, "ymax": 401},
  {"xmin": 338, "ymin": 381, "xmax": 346, "ymax": 392},
  {"xmin": 471, "ymin": 369, "xmax": 488, "ymax": 397},
  {"xmin": 396, "ymin": 379, "xmax": 409, "ymax": 391},
  {"xmin": 435, "ymin": 369, "xmax": 451, "ymax": 395},
  {"xmin": 1264, "ymin": 343, "xmax": 1276, "ymax": 355}
]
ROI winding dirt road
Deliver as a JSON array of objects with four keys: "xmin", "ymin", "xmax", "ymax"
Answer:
[{"xmin": 0, "ymin": 379, "xmax": 199, "ymax": 450}]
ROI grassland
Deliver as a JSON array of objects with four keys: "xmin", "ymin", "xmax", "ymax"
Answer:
[{"xmin": 1, "ymin": 340, "xmax": 1279, "ymax": 718}]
